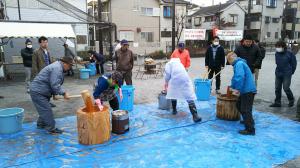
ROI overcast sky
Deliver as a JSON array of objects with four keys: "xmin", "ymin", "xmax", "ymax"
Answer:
[{"xmin": 190, "ymin": 0, "xmax": 228, "ymax": 6}]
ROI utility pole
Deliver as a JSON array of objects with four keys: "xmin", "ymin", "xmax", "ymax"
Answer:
[
  {"xmin": 172, "ymin": 0, "xmax": 176, "ymax": 52},
  {"xmin": 218, "ymin": 2, "xmax": 221, "ymax": 29},
  {"xmin": 97, "ymin": 0, "xmax": 103, "ymax": 54},
  {"xmin": 247, "ymin": 0, "xmax": 252, "ymax": 30},
  {"xmin": 282, "ymin": 0, "xmax": 289, "ymax": 41},
  {"xmin": 17, "ymin": 0, "xmax": 21, "ymax": 20}
]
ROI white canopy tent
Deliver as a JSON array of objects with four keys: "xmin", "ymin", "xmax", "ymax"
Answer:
[{"xmin": 0, "ymin": 22, "xmax": 76, "ymax": 38}]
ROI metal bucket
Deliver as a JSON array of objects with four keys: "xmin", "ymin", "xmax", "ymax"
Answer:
[
  {"xmin": 112, "ymin": 110, "xmax": 129, "ymax": 134},
  {"xmin": 158, "ymin": 91, "xmax": 171, "ymax": 110}
]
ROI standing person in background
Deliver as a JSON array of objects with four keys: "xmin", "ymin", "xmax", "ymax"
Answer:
[
  {"xmin": 63, "ymin": 43, "xmax": 76, "ymax": 76},
  {"xmin": 234, "ymin": 35, "xmax": 263, "ymax": 74},
  {"xmin": 32, "ymin": 36, "xmax": 51, "ymax": 78},
  {"xmin": 205, "ymin": 36, "xmax": 225, "ymax": 94},
  {"xmin": 21, "ymin": 39, "xmax": 34, "ymax": 93},
  {"xmin": 116, "ymin": 39, "xmax": 134, "ymax": 85},
  {"xmin": 32, "ymin": 36, "xmax": 56, "ymax": 107},
  {"xmin": 253, "ymin": 40, "xmax": 266, "ymax": 87},
  {"xmin": 88, "ymin": 50, "xmax": 105, "ymax": 75},
  {"xmin": 270, "ymin": 41, "xmax": 297, "ymax": 107},
  {"xmin": 291, "ymin": 41, "xmax": 299, "ymax": 56},
  {"xmin": 171, "ymin": 42, "xmax": 191, "ymax": 70}
]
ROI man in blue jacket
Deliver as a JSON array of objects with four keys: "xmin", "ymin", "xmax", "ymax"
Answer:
[
  {"xmin": 270, "ymin": 41, "xmax": 297, "ymax": 107},
  {"xmin": 30, "ymin": 57, "xmax": 73, "ymax": 134},
  {"xmin": 227, "ymin": 52, "xmax": 257, "ymax": 135}
]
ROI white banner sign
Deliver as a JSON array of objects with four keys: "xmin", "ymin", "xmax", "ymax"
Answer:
[
  {"xmin": 216, "ymin": 30, "xmax": 243, "ymax": 41},
  {"xmin": 184, "ymin": 29, "xmax": 206, "ymax": 40}
]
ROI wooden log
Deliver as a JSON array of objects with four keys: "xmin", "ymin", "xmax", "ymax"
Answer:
[
  {"xmin": 77, "ymin": 105, "xmax": 111, "ymax": 145},
  {"xmin": 216, "ymin": 94, "xmax": 240, "ymax": 121},
  {"xmin": 80, "ymin": 90, "xmax": 94, "ymax": 113}
]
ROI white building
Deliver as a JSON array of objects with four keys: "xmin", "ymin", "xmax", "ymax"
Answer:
[
  {"xmin": 238, "ymin": 0, "xmax": 284, "ymax": 42},
  {"xmin": 187, "ymin": 1, "xmax": 246, "ymax": 41}
]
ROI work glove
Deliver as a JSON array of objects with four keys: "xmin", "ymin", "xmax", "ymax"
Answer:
[{"xmin": 95, "ymin": 99, "xmax": 103, "ymax": 111}]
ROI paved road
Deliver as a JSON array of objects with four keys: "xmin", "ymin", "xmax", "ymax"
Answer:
[{"xmin": 0, "ymin": 52, "xmax": 299, "ymax": 167}]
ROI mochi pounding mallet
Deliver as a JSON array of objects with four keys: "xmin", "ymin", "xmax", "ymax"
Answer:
[{"xmin": 80, "ymin": 90, "xmax": 94, "ymax": 112}]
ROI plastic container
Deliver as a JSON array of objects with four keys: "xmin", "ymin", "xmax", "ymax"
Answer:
[
  {"xmin": 80, "ymin": 69, "xmax": 91, "ymax": 79},
  {"xmin": 158, "ymin": 91, "xmax": 171, "ymax": 110},
  {"xmin": 0, "ymin": 108, "xmax": 24, "ymax": 134},
  {"xmin": 117, "ymin": 85, "xmax": 135, "ymax": 111},
  {"xmin": 194, "ymin": 79, "xmax": 212, "ymax": 101},
  {"xmin": 87, "ymin": 63, "xmax": 96, "ymax": 76}
]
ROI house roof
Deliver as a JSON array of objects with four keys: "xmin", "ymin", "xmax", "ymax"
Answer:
[
  {"xmin": 191, "ymin": 2, "xmax": 235, "ymax": 17},
  {"xmin": 161, "ymin": 0, "xmax": 189, "ymax": 4}
]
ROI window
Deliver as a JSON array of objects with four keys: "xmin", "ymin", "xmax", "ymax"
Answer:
[
  {"xmin": 133, "ymin": 0, "xmax": 141, "ymax": 11},
  {"xmin": 163, "ymin": 6, "xmax": 172, "ymax": 18},
  {"xmin": 76, "ymin": 35, "xmax": 87, "ymax": 44},
  {"xmin": 230, "ymin": 14, "xmax": 238, "ymax": 25},
  {"xmin": 265, "ymin": 16, "xmax": 271, "ymax": 23},
  {"xmin": 194, "ymin": 17, "xmax": 201, "ymax": 26},
  {"xmin": 267, "ymin": 32, "xmax": 271, "ymax": 38},
  {"xmin": 275, "ymin": 32, "xmax": 279, "ymax": 39},
  {"xmin": 267, "ymin": 0, "xmax": 277, "ymax": 8},
  {"xmin": 187, "ymin": 18, "xmax": 192, "ymax": 23},
  {"xmin": 204, "ymin": 16, "xmax": 214, "ymax": 22},
  {"xmin": 161, "ymin": 31, "xmax": 172, "ymax": 38},
  {"xmin": 296, "ymin": 18, "xmax": 300, "ymax": 24},
  {"xmin": 250, "ymin": 15, "xmax": 260, "ymax": 21},
  {"xmin": 272, "ymin": 18, "xmax": 280, "ymax": 23},
  {"xmin": 297, "ymin": 32, "xmax": 300, "ymax": 39},
  {"xmin": 141, "ymin": 7, "xmax": 154, "ymax": 16},
  {"xmin": 119, "ymin": 31, "xmax": 134, "ymax": 41},
  {"xmin": 141, "ymin": 32, "xmax": 154, "ymax": 42}
]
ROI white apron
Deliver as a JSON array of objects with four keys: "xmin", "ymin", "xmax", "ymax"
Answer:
[{"xmin": 164, "ymin": 58, "xmax": 196, "ymax": 101}]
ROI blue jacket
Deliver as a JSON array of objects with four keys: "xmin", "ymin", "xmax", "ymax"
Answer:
[
  {"xmin": 30, "ymin": 61, "xmax": 65, "ymax": 97},
  {"xmin": 275, "ymin": 50, "xmax": 297, "ymax": 77},
  {"xmin": 231, "ymin": 58, "xmax": 256, "ymax": 94},
  {"xmin": 93, "ymin": 74, "xmax": 122, "ymax": 98}
]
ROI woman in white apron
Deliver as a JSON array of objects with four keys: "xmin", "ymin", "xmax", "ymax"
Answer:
[{"xmin": 164, "ymin": 58, "xmax": 201, "ymax": 122}]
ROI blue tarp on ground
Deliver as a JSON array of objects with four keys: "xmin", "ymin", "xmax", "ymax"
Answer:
[{"xmin": 1, "ymin": 97, "xmax": 300, "ymax": 168}]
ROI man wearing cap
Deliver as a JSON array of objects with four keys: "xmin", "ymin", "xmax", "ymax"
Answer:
[
  {"xmin": 63, "ymin": 43, "xmax": 76, "ymax": 76},
  {"xmin": 21, "ymin": 39, "xmax": 34, "ymax": 93},
  {"xmin": 234, "ymin": 35, "xmax": 263, "ymax": 74},
  {"xmin": 171, "ymin": 42, "xmax": 191, "ymax": 70},
  {"xmin": 116, "ymin": 39, "xmax": 134, "ymax": 85},
  {"xmin": 30, "ymin": 56, "xmax": 73, "ymax": 134}
]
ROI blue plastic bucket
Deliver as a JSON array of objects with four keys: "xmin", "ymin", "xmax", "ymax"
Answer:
[
  {"xmin": 0, "ymin": 108, "xmax": 24, "ymax": 134},
  {"xmin": 80, "ymin": 69, "xmax": 91, "ymax": 79},
  {"xmin": 87, "ymin": 63, "xmax": 96, "ymax": 76},
  {"xmin": 194, "ymin": 79, "xmax": 212, "ymax": 101},
  {"xmin": 117, "ymin": 85, "xmax": 135, "ymax": 111}
]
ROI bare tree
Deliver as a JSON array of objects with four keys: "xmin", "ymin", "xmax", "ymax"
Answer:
[{"xmin": 175, "ymin": 8, "xmax": 186, "ymax": 44}]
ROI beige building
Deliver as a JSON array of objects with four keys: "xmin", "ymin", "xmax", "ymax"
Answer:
[{"xmin": 88, "ymin": 0, "xmax": 189, "ymax": 55}]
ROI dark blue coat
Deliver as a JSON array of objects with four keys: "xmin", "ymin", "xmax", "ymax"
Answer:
[
  {"xmin": 205, "ymin": 45, "xmax": 225, "ymax": 68},
  {"xmin": 275, "ymin": 50, "xmax": 297, "ymax": 77}
]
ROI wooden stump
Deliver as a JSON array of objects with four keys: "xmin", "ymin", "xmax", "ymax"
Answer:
[
  {"xmin": 216, "ymin": 94, "xmax": 240, "ymax": 121},
  {"xmin": 77, "ymin": 105, "xmax": 111, "ymax": 145}
]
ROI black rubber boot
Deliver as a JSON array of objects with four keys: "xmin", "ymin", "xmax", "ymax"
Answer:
[
  {"xmin": 171, "ymin": 100, "xmax": 177, "ymax": 115},
  {"xmin": 189, "ymin": 103, "xmax": 202, "ymax": 123}
]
